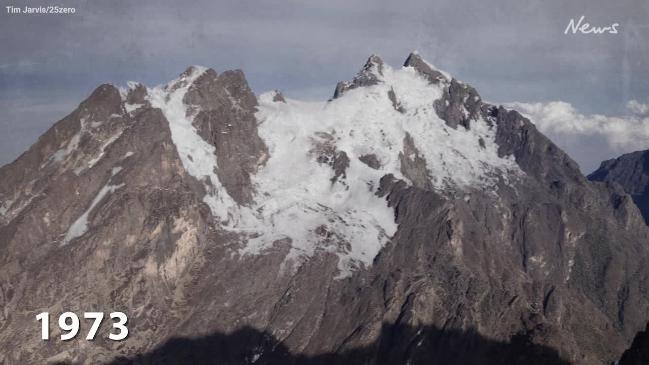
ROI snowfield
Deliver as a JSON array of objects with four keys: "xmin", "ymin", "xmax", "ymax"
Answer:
[{"xmin": 95, "ymin": 58, "xmax": 521, "ymax": 277}]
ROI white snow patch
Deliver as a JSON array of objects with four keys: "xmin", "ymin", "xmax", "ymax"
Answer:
[
  {"xmin": 240, "ymin": 62, "xmax": 519, "ymax": 277},
  {"xmin": 67, "ymin": 132, "xmax": 81, "ymax": 152},
  {"xmin": 76, "ymin": 130, "xmax": 124, "ymax": 174},
  {"xmin": 124, "ymin": 103, "xmax": 143, "ymax": 113},
  {"xmin": 62, "ymin": 181, "xmax": 124, "ymax": 245},
  {"xmin": 566, "ymin": 258, "xmax": 575, "ymax": 282},
  {"xmin": 0, "ymin": 199, "xmax": 13, "ymax": 216},
  {"xmin": 49, "ymin": 149, "xmax": 67, "ymax": 163},
  {"xmin": 46, "ymin": 126, "xmax": 83, "ymax": 167},
  {"xmin": 246, "ymin": 95, "xmax": 400, "ymax": 277},
  {"xmin": 118, "ymin": 81, "xmax": 142, "ymax": 101}
]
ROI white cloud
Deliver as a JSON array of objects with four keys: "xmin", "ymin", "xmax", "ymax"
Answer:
[
  {"xmin": 507, "ymin": 100, "xmax": 649, "ymax": 173},
  {"xmin": 627, "ymin": 99, "xmax": 649, "ymax": 116}
]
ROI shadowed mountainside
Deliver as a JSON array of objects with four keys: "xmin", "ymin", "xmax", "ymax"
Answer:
[
  {"xmin": 618, "ymin": 323, "xmax": 649, "ymax": 365},
  {"xmin": 103, "ymin": 324, "xmax": 569, "ymax": 365}
]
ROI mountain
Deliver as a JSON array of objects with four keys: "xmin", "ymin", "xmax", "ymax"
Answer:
[
  {"xmin": 589, "ymin": 150, "xmax": 649, "ymax": 225},
  {"xmin": 1, "ymin": 53, "xmax": 648, "ymax": 365},
  {"xmin": 588, "ymin": 149, "xmax": 649, "ymax": 364}
]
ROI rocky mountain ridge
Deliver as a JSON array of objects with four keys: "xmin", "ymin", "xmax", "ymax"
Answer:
[
  {"xmin": 589, "ymin": 149, "xmax": 649, "ymax": 225},
  {"xmin": 587, "ymin": 149, "xmax": 649, "ymax": 364}
]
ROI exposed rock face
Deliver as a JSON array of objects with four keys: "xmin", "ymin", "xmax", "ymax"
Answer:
[
  {"xmin": 589, "ymin": 150, "xmax": 649, "ymax": 225},
  {"xmin": 310, "ymin": 131, "xmax": 350, "ymax": 184},
  {"xmin": 359, "ymin": 154, "xmax": 381, "ymax": 170},
  {"xmin": 184, "ymin": 68, "xmax": 268, "ymax": 205},
  {"xmin": 402, "ymin": 52, "xmax": 446, "ymax": 84},
  {"xmin": 587, "ymin": 149, "xmax": 649, "ymax": 364},
  {"xmin": 333, "ymin": 54, "xmax": 384, "ymax": 99},
  {"xmin": 0, "ymin": 54, "xmax": 648, "ymax": 365},
  {"xmin": 398, "ymin": 133, "xmax": 433, "ymax": 190},
  {"xmin": 387, "ymin": 87, "xmax": 406, "ymax": 113},
  {"xmin": 434, "ymin": 79, "xmax": 482, "ymax": 130},
  {"xmin": 272, "ymin": 90, "xmax": 286, "ymax": 103}
]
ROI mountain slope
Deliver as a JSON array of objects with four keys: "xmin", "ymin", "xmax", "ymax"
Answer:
[
  {"xmin": 0, "ymin": 54, "xmax": 648, "ymax": 365},
  {"xmin": 588, "ymin": 149, "xmax": 649, "ymax": 364},
  {"xmin": 589, "ymin": 150, "xmax": 649, "ymax": 225}
]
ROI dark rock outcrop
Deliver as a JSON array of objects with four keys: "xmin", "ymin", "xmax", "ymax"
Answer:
[
  {"xmin": 433, "ymin": 79, "xmax": 481, "ymax": 130},
  {"xmin": 333, "ymin": 55, "xmax": 384, "ymax": 99},
  {"xmin": 403, "ymin": 52, "xmax": 446, "ymax": 84},
  {"xmin": 359, "ymin": 154, "xmax": 381, "ymax": 170},
  {"xmin": 387, "ymin": 88, "xmax": 405, "ymax": 113},
  {"xmin": 185, "ymin": 68, "xmax": 268, "ymax": 205},
  {"xmin": 399, "ymin": 133, "xmax": 433, "ymax": 190},
  {"xmin": 272, "ymin": 90, "xmax": 287, "ymax": 103},
  {"xmin": 619, "ymin": 323, "xmax": 649, "ymax": 365}
]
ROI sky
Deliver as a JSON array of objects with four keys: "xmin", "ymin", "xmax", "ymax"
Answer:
[{"xmin": 1, "ymin": 0, "xmax": 648, "ymax": 172}]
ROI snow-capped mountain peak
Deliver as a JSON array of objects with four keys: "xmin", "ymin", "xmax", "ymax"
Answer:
[
  {"xmin": 135, "ymin": 55, "xmax": 522, "ymax": 277},
  {"xmin": 2, "ymin": 53, "xmax": 649, "ymax": 365},
  {"xmin": 13, "ymin": 54, "xmax": 524, "ymax": 278}
]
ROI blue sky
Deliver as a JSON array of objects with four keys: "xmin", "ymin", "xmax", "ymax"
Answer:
[{"xmin": 1, "ymin": 0, "xmax": 648, "ymax": 172}]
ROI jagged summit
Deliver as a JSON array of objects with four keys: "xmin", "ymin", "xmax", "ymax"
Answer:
[
  {"xmin": 271, "ymin": 89, "xmax": 286, "ymax": 103},
  {"xmin": 333, "ymin": 52, "xmax": 451, "ymax": 99},
  {"xmin": 177, "ymin": 65, "xmax": 210, "ymax": 82},
  {"xmin": 331, "ymin": 53, "xmax": 483, "ymax": 131},
  {"xmin": 333, "ymin": 54, "xmax": 385, "ymax": 99},
  {"xmin": 403, "ymin": 51, "xmax": 448, "ymax": 84}
]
